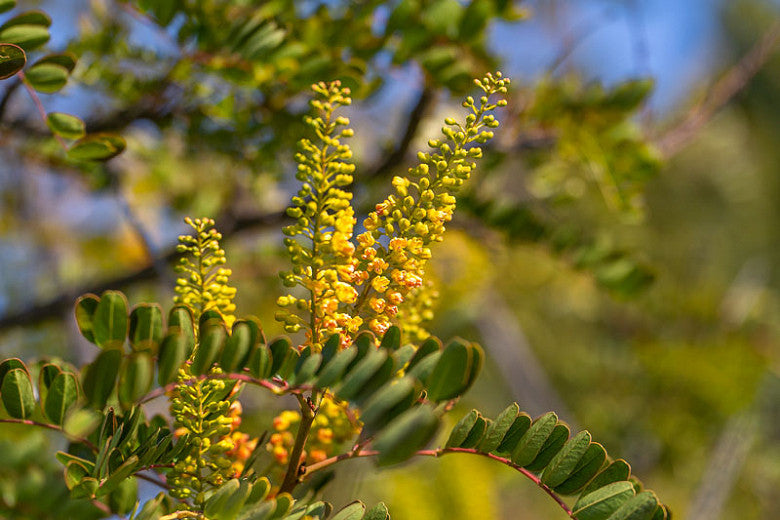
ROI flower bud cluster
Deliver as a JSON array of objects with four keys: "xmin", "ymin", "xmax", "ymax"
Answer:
[
  {"xmin": 174, "ymin": 217, "xmax": 237, "ymax": 328},
  {"xmin": 276, "ymin": 73, "xmax": 508, "ymax": 347},
  {"xmin": 267, "ymin": 395, "xmax": 359, "ymax": 467},
  {"xmin": 275, "ymin": 81, "xmax": 361, "ymax": 349},
  {"xmin": 169, "ymin": 367, "xmax": 239, "ymax": 506},
  {"xmin": 351, "ymin": 72, "xmax": 510, "ymax": 337}
]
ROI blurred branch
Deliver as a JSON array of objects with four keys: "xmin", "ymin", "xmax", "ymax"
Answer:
[
  {"xmin": 364, "ymin": 86, "xmax": 434, "ymax": 179},
  {"xmin": 686, "ymin": 411, "xmax": 757, "ymax": 520},
  {"xmin": 657, "ymin": 20, "xmax": 780, "ymax": 157},
  {"xmin": 474, "ymin": 290, "xmax": 577, "ymax": 427},
  {"xmin": 0, "ymin": 77, "xmax": 21, "ymax": 122},
  {"xmin": 0, "ymin": 84, "xmax": 439, "ymax": 331},
  {"xmin": 0, "ymin": 209, "xmax": 286, "ymax": 330},
  {"xmin": 549, "ymin": 6, "xmax": 619, "ymax": 74}
]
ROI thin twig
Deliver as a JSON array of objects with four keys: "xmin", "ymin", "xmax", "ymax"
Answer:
[
  {"xmin": 0, "ymin": 209, "xmax": 285, "ymax": 330},
  {"xmin": 138, "ymin": 372, "xmax": 288, "ymax": 404},
  {"xmin": 549, "ymin": 7, "xmax": 619, "ymax": 74},
  {"xmin": 302, "ymin": 446, "xmax": 575, "ymax": 518},
  {"xmin": 363, "ymin": 86, "xmax": 434, "ymax": 179},
  {"xmin": 135, "ymin": 470, "xmax": 172, "ymax": 491},
  {"xmin": 16, "ymin": 71, "xmax": 68, "ymax": 150},
  {"xmin": 0, "ymin": 418, "xmax": 99, "ymax": 453},
  {"xmin": 656, "ymin": 20, "xmax": 780, "ymax": 157},
  {"xmin": 0, "ymin": 77, "xmax": 21, "ymax": 122}
]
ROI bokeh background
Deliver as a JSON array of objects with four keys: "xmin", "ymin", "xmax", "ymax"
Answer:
[{"xmin": 1, "ymin": 1, "xmax": 779, "ymax": 519}]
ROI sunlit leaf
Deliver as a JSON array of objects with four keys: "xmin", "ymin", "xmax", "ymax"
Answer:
[{"xmin": 68, "ymin": 134, "xmax": 127, "ymax": 161}]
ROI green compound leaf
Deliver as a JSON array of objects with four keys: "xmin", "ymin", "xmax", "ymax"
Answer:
[
  {"xmin": 360, "ymin": 377, "xmax": 418, "ymax": 432},
  {"xmin": 43, "ymin": 371, "xmax": 78, "ymax": 425},
  {"xmin": 426, "ymin": 338, "xmax": 472, "ymax": 401},
  {"xmin": 269, "ymin": 336, "xmax": 293, "ymax": 375},
  {"xmin": 459, "ymin": 415, "xmax": 488, "ymax": 449},
  {"xmin": 511, "ymin": 411, "xmax": 558, "ymax": 467},
  {"xmin": 496, "ymin": 411, "xmax": 532, "ymax": 454},
  {"xmin": 555, "ymin": 442, "xmax": 608, "ymax": 495},
  {"xmin": 446, "ymin": 409, "xmax": 480, "ymax": 448},
  {"xmin": 315, "ymin": 345, "xmax": 357, "ymax": 388},
  {"xmin": 92, "ymin": 291, "xmax": 128, "ymax": 349},
  {"xmin": 96, "ymin": 455, "xmax": 139, "ymax": 497},
  {"xmin": 82, "ymin": 348, "xmax": 122, "ymax": 409},
  {"xmin": 157, "ymin": 330, "xmax": 190, "ymax": 385},
  {"xmin": 46, "ymin": 112, "xmax": 85, "ymax": 139},
  {"xmin": 0, "ymin": 43, "xmax": 25, "ymax": 79},
  {"xmin": 334, "ymin": 348, "xmax": 388, "ymax": 401},
  {"xmin": 0, "ymin": 10, "xmax": 51, "ymax": 30},
  {"xmin": 38, "ymin": 362, "xmax": 62, "ymax": 408},
  {"xmin": 405, "ymin": 350, "xmax": 441, "ymax": 385},
  {"xmin": 191, "ymin": 322, "xmax": 226, "ymax": 375},
  {"xmin": 0, "ymin": 357, "xmax": 26, "ymax": 384},
  {"xmin": 248, "ymin": 344, "xmax": 272, "ymax": 380},
  {"xmin": 573, "ymin": 481, "xmax": 636, "ymax": 520},
  {"xmin": 168, "ymin": 305, "xmax": 195, "ymax": 351},
  {"xmin": 270, "ymin": 492, "xmax": 293, "ymax": 518},
  {"xmin": 34, "ymin": 52, "xmax": 77, "ymax": 72},
  {"xmin": 128, "ymin": 303, "xmax": 163, "ymax": 352},
  {"xmin": 605, "ymin": 491, "xmax": 659, "ymax": 520},
  {"xmin": 62, "ymin": 408, "xmax": 101, "ymax": 439},
  {"xmin": 363, "ymin": 502, "xmax": 390, "ymax": 520},
  {"xmin": 288, "ymin": 352, "xmax": 321, "ymax": 387},
  {"xmin": 25, "ymin": 62, "xmax": 67, "ymax": 92},
  {"xmin": 478, "ymin": 402, "xmax": 519, "ymax": 453},
  {"xmin": 204, "ymin": 479, "xmax": 252, "ymax": 520},
  {"xmin": 540, "ymin": 430, "xmax": 592, "ymax": 488},
  {"xmin": 1, "ymin": 368, "xmax": 35, "ymax": 419},
  {"xmin": 320, "ymin": 333, "xmax": 341, "ymax": 367},
  {"xmin": 74, "ymin": 293, "xmax": 99, "ymax": 343},
  {"xmin": 64, "ymin": 460, "xmax": 90, "ymax": 490},
  {"xmin": 118, "ymin": 352, "xmax": 153, "ymax": 409},
  {"xmin": 525, "ymin": 422, "xmax": 570, "ymax": 472},
  {"xmin": 406, "ymin": 336, "xmax": 441, "ymax": 373},
  {"xmin": 373, "ymin": 404, "xmax": 439, "ymax": 466},
  {"xmin": 379, "ymin": 325, "xmax": 401, "ymax": 351},
  {"xmin": 67, "ymin": 134, "xmax": 126, "ymax": 161},
  {"xmin": 330, "ymin": 500, "xmax": 365, "ymax": 520},
  {"xmin": 0, "ymin": 24, "xmax": 49, "ymax": 51},
  {"xmin": 133, "ymin": 492, "xmax": 167, "ymax": 520},
  {"xmin": 582, "ymin": 459, "xmax": 632, "ymax": 496},
  {"xmin": 220, "ymin": 320, "xmax": 255, "ymax": 373}
]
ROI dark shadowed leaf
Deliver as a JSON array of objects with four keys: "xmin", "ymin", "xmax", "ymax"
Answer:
[{"xmin": 0, "ymin": 43, "xmax": 25, "ymax": 79}]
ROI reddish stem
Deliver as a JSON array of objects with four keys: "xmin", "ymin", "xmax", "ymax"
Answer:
[
  {"xmin": 138, "ymin": 372, "xmax": 288, "ymax": 404},
  {"xmin": 16, "ymin": 71, "xmax": 68, "ymax": 151},
  {"xmin": 0, "ymin": 417, "xmax": 99, "ymax": 453},
  {"xmin": 303, "ymin": 446, "xmax": 575, "ymax": 518}
]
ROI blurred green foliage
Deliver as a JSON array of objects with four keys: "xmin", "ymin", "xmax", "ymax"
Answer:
[{"xmin": 0, "ymin": 0, "xmax": 778, "ymax": 519}]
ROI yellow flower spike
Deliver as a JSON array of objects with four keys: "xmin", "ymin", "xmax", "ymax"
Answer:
[
  {"xmin": 174, "ymin": 218, "xmax": 237, "ymax": 328},
  {"xmin": 276, "ymin": 81, "xmax": 363, "ymax": 350}
]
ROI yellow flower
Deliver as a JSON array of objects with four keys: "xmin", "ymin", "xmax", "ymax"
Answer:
[{"xmin": 372, "ymin": 276, "xmax": 390, "ymax": 293}]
